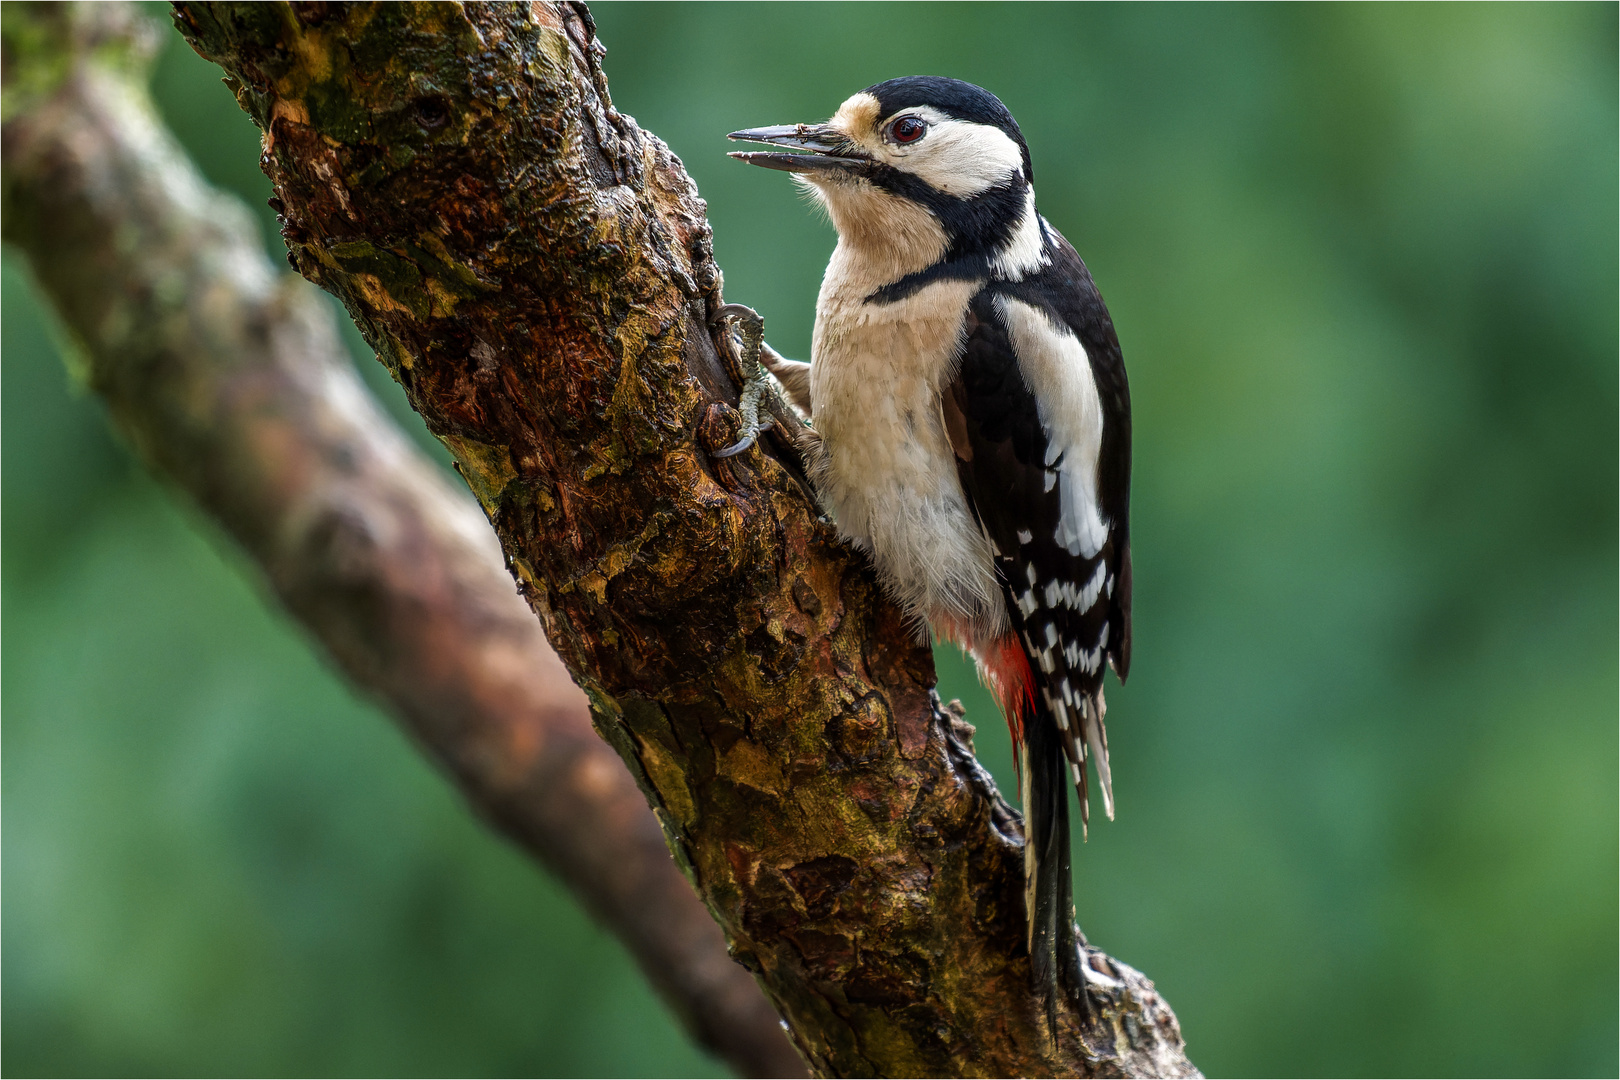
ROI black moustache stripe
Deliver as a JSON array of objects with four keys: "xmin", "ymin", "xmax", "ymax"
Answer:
[{"xmin": 858, "ymin": 165, "xmax": 1030, "ymax": 305}]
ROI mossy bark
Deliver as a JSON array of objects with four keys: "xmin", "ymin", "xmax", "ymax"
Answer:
[
  {"xmin": 0, "ymin": 3, "xmax": 800, "ymax": 1075},
  {"xmin": 172, "ymin": 3, "xmax": 1198, "ymax": 1076}
]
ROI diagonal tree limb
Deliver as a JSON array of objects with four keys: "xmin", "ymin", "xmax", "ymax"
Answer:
[
  {"xmin": 0, "ymin": 4, "xmax": 803, "ymax": 1075},
  {"xmin": 158, "ymin": 2, "xmax": 1199, "ymax": 1076}
]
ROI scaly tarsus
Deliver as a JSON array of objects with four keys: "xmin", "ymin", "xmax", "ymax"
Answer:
[{"xmin": 711, "ymin": 303, "xmax": 776, "ymax": 458}]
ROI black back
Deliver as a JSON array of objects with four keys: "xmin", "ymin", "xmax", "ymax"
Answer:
[
  {"xmin": 943, "ymin": 220, "xmax": 1130, "ymax": 1022},
  {"xmin": 948, "ymin": 234, "xmax": 1133, "ymax": 692}
]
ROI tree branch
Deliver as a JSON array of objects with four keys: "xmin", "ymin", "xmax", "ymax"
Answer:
[
  {"xmin": 162, "ymin": 3, "xmax": 1199, "ymax": 1074},
  {"xmin": 166, "ymin": 2, "xmax": 1199, "ymax": 1075},
  {"xmin": 0, "ymin": 4, "xmax": 802, "ymax": 1075}
]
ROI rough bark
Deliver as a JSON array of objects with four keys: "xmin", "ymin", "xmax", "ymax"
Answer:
[
  {"xmin": 0, "ymin": 5, "xmax": 802, "ymax": 1076},
  {"xmin": 50, "ymin": 0, "xmax": 1199, "ymax": 1074}
]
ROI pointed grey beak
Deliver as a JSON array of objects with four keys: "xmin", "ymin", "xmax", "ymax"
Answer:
[{"xmin": 726, "ymin": 124, "xmax": 868, "ymax": 173}]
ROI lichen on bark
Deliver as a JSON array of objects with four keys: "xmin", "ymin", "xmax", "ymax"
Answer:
[
  {"xmin": 172, "ymin": 3, "xmax": 1198, "ymax": 1075},
  {"xmin": 1, "ymin": 2, "xmax": 803, "ymax": 1074}
]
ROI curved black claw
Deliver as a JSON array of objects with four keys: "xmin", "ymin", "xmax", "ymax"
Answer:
[
  {"xmin": 712, "ymin": 303, "xmax": 763, "ymax": 330},
  {"xmin": 713, "ymin": 424, "xmax": 774, "ymax": 458}
]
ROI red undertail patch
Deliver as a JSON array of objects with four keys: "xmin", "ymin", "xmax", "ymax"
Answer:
[
  {"xmin": 934, "ymin": 620, "xmax": 1035, "ymax": 781},
  {"xmin": 979, "ymin": 634, "xmax": 1035, "ymax": 758}
]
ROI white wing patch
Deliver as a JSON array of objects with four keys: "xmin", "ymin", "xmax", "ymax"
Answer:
[{"xmin": 995, "ymin": 296, "xmax": 1109, "ymax": 558}]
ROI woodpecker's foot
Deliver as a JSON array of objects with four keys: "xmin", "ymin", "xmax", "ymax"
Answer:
[
  {"xmin": 713, "ymin": 375, "xmax": 772, "ymax": 458},
  {"xmin": 711, "ymin": 303, "xmax": 775, "ymax": 458}
]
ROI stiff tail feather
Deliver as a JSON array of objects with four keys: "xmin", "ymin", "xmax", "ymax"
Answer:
[
  {"xmin": 1082, "ymin": 690, "xmax": 1113, "ymax": 821},
  {"xmin": 973, "ymin": 632, "xmax": 1098, "ymax": 1020},
  {"xmin": 1021, "ymin": 702, "xmax": 1087, "ymax": 1024}
]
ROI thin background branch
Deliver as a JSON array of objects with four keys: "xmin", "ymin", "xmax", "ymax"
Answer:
[{"xmin": 0, "ymin": 4, "xmax": 802, "ymax": 1075}]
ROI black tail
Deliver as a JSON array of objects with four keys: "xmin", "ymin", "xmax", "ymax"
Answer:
[{"xmin": 1021, "ymin": 704, "xmax": 1087, "ymax": 1028}]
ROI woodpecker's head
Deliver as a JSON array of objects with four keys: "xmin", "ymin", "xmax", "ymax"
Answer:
[{"xmin": 730, "ymin": 77, "xmax": 1042, "ymax": 277}]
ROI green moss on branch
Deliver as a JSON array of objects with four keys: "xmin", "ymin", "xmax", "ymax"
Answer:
[{"xmin": 172, "ymin": 3, "xmax": 1197, "ymax": 1075}]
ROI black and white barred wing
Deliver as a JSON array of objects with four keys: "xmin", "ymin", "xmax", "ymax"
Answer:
[{"xmin": 945, "ymin": 284, "xmax": 1131, "ymax": 824}]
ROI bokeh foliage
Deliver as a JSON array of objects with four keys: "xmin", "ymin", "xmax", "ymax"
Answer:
[{"xmin": 4, "ymin": 3, "xmax": 1615, "ymax": 1077}]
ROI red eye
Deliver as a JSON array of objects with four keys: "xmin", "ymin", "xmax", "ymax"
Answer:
[{"xmin": 890, "ymin": 116, "xmax": 926, "ymax": 143}]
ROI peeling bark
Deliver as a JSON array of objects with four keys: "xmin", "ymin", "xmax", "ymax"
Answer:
[
  {"xmin": 158, "ymin": 2, "xmax": 1196, "ymax": 1075},
  {"xmin": 0, "ymin": 4, "xmax": 800, "ymax": 1075}
]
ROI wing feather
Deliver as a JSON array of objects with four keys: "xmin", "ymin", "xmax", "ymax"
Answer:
[{"xmin": 946, "ymin": 236, "xmax": 1130, "ymax": 813}]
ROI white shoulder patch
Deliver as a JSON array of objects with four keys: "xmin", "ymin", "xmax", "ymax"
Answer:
[
  {"xmin": 995, "ymin": 296, "xmax": 1109, "ymax": 558},
  {"xmin": 988, "ymin": 194, "xmax": 1050, "ymax": 281}
]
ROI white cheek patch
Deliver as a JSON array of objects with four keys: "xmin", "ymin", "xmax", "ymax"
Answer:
[
  {"xmin": 996, "ymin": 296, "xmax": 1109, "ymax": 559},
  {"xmin": 880, "ymin": 106, "xmax": 1025, "ymax": 198}
]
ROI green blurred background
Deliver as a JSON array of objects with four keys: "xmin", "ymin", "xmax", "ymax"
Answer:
[{"xmin": 4, "ymin": 3, "xmax": 1615, "ymax": 1076}]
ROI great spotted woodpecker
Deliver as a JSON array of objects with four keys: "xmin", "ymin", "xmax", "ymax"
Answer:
[{"xmin": 724, "ymin": 77, "xmax": 1131, "ymax": 1015}]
